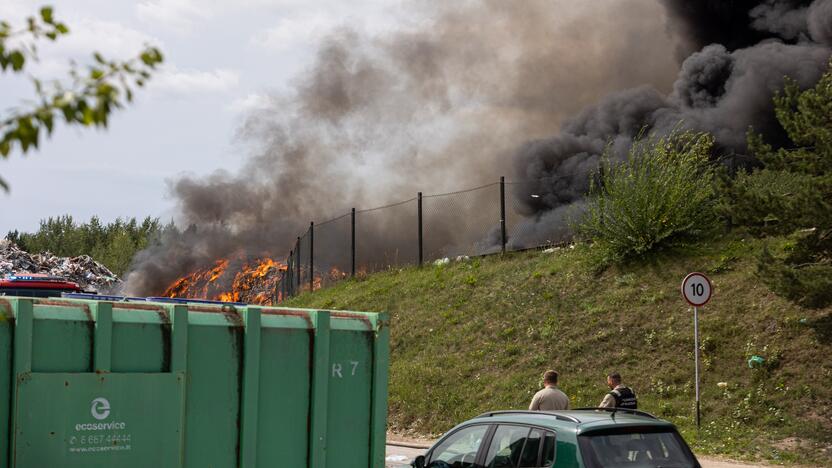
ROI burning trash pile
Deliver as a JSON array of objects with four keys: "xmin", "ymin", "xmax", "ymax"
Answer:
[
  {"xmin": 0, "ymin": 240, "xmax": 121, "ymax": 292},
  {"xmin": 163, "ymin": 255, "xmax": 286, "ymax": 305}
]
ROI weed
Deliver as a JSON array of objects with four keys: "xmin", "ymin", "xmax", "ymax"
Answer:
[{"xmin": 464, "ymin": 274, "xmax": 477, "ymax": 286}]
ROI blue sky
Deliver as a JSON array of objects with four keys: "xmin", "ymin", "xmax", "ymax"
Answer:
[{"xmin": 0, "ymin": 0, "xmax": 399, "ymax": 234}]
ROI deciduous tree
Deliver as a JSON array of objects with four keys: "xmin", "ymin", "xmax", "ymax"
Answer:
[{"xmin": 0, "ymin": 6, "xmax": 163, "ymax": 191}]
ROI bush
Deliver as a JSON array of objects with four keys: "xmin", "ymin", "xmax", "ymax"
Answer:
[{"xmin": 576, "ymin": 130, "xmax": 718, "ymax": 263}]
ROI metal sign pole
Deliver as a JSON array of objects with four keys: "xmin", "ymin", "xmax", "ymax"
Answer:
[
  {"xmin": 682, "ymin": 272, "xmax": 710, "ymax": 430},
  {"xmin": 694, "ymin": 306, "xmax": 701, "ymax": 428}
]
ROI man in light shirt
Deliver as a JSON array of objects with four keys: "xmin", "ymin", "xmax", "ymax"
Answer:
[{"xmin": 529, "ymin": 370, "xmax": 570, "ymax": 411}]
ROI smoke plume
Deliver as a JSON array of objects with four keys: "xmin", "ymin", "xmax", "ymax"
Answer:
[
  {"xmin": 510, "ymin": 0, "xmax": 831, "ymax": 247},
  {"xmin": 125, "ymin": 0, "xmax": 832, "ymax": 295}
]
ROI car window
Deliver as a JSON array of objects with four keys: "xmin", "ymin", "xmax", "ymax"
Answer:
[
  {"xmin": 484, "ymin": 425, "xmax": 531, "ymax": 468},
  {"xmin": 578, "ymin": 429, "xmax": 697, "ymax": 468},
  {"xmin": 429, "ymin": 425, "xmax": 489, "ymax": 468},
  {"xmin": 541, "ymin": 432, "xmax": 556, "ymax": 466},
  {"xmin": 518, "ymin": 429, "xmax": 542, "ymax": 467}
]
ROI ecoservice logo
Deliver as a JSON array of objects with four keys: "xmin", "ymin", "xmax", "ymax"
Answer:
[
  {"xmin": 90, "ymin": 397, "xmax": 110, "ymax": 420},
  {"xmin": 75, "ymin": 397, "xmax": 126, "ymax": 432}
]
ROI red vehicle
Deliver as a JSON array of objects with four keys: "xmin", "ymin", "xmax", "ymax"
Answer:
[{"xmin": 0, "ymin": 274, "xmax": 84, "ymax": 298}]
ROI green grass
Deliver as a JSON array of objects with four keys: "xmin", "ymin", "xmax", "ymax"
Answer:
[{"xmin": 285, "ymin": 234, "xmax": 832, "ymax": 465}]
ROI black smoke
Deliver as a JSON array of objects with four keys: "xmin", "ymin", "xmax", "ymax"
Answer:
[
  {"xmin": 810, "ymin": 0, "xmax": 832, "ymax": 44},
  {"xmin": 660, "ymin": 0, "xmax": 815, "ymax": 57},
  {"xmin": 509, "ymin": 0, "xmax": 831, "ymax": 248},
  {"xmin": 124, "ymin": 0, "xmax": 832, "ymax": 295}
]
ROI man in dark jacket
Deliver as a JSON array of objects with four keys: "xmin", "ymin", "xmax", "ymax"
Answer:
[{"xmin": 599, "ymin": 372, "xmax": 638, "ymax": 409}]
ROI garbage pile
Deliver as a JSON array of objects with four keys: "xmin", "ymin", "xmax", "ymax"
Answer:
[{"xmin": 0, "ymin": 240, "xmax": 121, "ymax": 292}]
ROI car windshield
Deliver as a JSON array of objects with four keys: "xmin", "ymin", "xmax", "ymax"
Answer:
[
  {"xmin": 429, "ymin": 425, "xmax": 488, "ymax": 468},
  {"xmin": 578, "ymin": 428, "xmax": 698, "ymax": 468}
]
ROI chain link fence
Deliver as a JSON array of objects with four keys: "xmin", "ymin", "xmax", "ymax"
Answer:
[
  {"xmin": 423, "ymin": 183, "xmax": 502, "ymax": 259},
  {"xmin": 314, "ymin": 213, "xmax": 351, "ymax": 287},
  {"xmin": 275, "ymin": 177, "xmax": 567, "ymax": 302}
]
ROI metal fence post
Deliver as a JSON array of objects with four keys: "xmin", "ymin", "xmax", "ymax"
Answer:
[
  {"xmin": 417, "ymin": 192, "xmax": 423, "ymax": 266},
  {"xmin": 309, "ymin": 222, "xmax": 314, "ymax": 291},
  {"xmin": 288, "ymin": 250, "xmax": 292, "ymax": 297},
  {"xmin": 500, "ymin": 176, "xmax": 507, "ymax": 254},
  {"xmin": 278, "ymin": 269, "xmax": 285, "ymax": 303},
  {"xmin": 284, "ymin": 253, "xmax": 290, "ymax": 299},
  {"xmin": 351, "ymin": 208, "xmax": 356, "ymax": 278},
  {"xmin": 296, "ymin": 236, "xmax": 301, "ymax": 293},
  {"xmin": 288, "ymin": 251, "xmax": 294, "ymax": 298}
]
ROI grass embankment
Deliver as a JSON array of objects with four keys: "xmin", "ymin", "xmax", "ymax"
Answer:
[{"xmin": 285, "ymin": 234, "xmax": 832, "ymax": 465}]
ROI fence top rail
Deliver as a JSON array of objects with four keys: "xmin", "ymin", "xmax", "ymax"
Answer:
[
  {"xmin": 315, "ymin": 211, "xmax": 351, "ymax": 227},
  {"xmin": 356, "ymin": 196, "xmax": 418, "ymax": 214},
  {"xmin": 504, "ymin": 176, "xmax": 567, "ymax": 185},
  {"xmin": 422, "ymin": 181, "xmax": 499, "ymax": 199}
]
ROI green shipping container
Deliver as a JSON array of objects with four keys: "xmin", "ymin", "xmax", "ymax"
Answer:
[{"xmin": 0, "ymin": 296, "xmax": 390, "ymax": 468}]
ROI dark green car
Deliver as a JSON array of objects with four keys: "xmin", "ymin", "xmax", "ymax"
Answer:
[{"xmin": 411, "ymin": 408, "xmax": 700, "ymax": 468}]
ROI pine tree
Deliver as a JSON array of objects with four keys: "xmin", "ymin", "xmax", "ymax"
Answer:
[{"xmin": 744, "ymin": 61, "xmax": 832, "ymax": 308}]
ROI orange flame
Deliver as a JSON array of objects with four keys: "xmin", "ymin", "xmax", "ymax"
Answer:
[{"xmin": 163, "ymin": 255, "xmax": 286, "ymax": 305}]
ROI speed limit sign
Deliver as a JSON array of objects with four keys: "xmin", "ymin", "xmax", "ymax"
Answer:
[
  {"xmin": 681, "ymin": 271, "xmax": 712, "ymax": 429},
  {"xmin": 682, "ymin": 272, "xmax": 712, "ymax": 306}
]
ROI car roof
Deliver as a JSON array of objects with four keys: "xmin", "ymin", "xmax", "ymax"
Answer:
[{"xmin": 469, "ymin": 409, "xmax": 676, "ymax": 435}]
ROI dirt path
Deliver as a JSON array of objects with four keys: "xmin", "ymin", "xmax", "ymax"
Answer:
[{"xmin": 697, "ymin": 457, "xmax": 777, "ymax": 468}]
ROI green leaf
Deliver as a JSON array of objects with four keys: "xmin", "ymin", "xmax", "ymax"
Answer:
[
  {"xmin": 139, "ymin": 52, "xmax": 154, "ymax": 66},
  {"xmin": 0, "ymin": 174, "xmax": 8, "ymax": 193},
  {"xmin": 9, "ymin": 50, "xmax": 24, "ymax": 71},
  {"xmin": 55, "ymin": 23, "xmax": 68, "ymax": 34},
  {"xmin": 60, "ymin": 105, "xmax": 74, "ymax": 122},
  {"xmin": 30, "ymin": 125, "xmax": 40, "ymax": 149},
  {"xmin": 39, "ymin": 111, "xmax": 54, "ymax": 134},
  {"xmin": 82, "ymin": 106, "xmax": 94, "ymax": 125},
  {"xmin": 40, "ymin": 7, "xmax": 54, "ymax": 24},
  {"xmin": 139, "ymin": 48, "xmax": 163, "ymax": 67}
]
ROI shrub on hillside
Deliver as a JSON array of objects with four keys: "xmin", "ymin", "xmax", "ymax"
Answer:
[{"xmin": 576, "ymin": 130, "xmax": 718, "ymax": 263}]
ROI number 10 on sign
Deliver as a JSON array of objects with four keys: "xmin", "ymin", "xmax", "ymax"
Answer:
[{"xmin": 681, "ymin": 272, "xmax": 712, "ymax": 428}]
